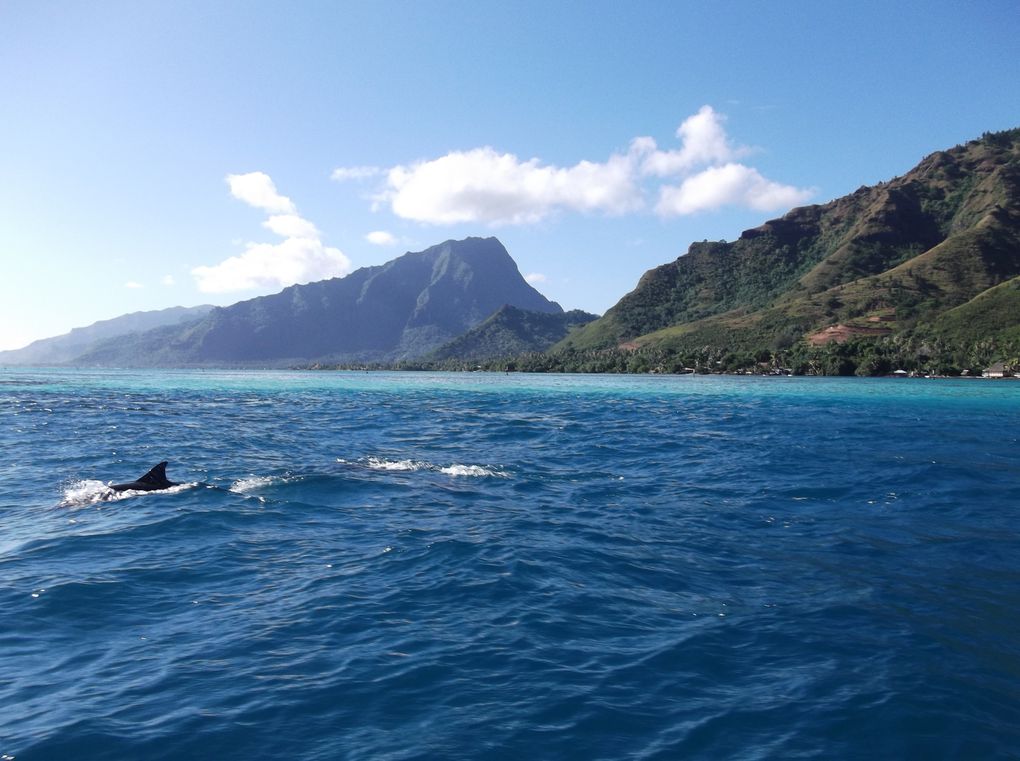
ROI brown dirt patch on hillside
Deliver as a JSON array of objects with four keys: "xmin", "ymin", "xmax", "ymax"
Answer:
[{"xmin": 807, "ymin": 324, "xmax": 893, "ymax": 346}]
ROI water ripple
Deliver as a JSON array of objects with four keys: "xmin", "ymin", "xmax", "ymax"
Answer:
[{"xmin": 1, "ymin": 370, "xmax": 1019, "ymax": 759}]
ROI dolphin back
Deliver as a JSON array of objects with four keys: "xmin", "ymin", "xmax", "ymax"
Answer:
[
  {"xmin": 136, "ymin": 461, "xmax": 172, "ymax": 488},
  {"xmin": 111, "ymin": 461, "xmax": 176, "ymax": 491}
]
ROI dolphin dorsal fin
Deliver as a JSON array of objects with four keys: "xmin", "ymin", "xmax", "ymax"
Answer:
[{"xmin": 136, "ymin": 461, "xmax": 171, "ymax": 487}]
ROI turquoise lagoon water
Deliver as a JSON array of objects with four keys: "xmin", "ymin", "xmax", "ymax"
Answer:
[{"xmin": 2, "ymin": 369, "xmax": 1019, "ymax": 759}]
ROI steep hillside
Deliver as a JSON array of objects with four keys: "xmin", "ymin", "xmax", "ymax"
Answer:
[
  {"xmin": 558, "ymin": 128, "xmax": 1020, "ymax": 371},
  {"xmin": 428, "ymin": 306, "xmax": 598, "ymax": 362},
  {"xmin": 76, "ymin": 238, "xmax": 562, "ymax": 367},
  {"xmin": 0, "ymin": 305, "xmax": 214, "ymax": 366}
]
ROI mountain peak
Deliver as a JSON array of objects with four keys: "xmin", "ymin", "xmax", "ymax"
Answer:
[{"xmin": 72, "ymin": 238, "xmax": 561, "ymax": 367}]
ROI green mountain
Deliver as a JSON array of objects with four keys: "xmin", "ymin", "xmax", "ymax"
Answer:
[
  {"xmin": 0, "ymin": 305, "xmax": 214, "ymax": 366},
  {"xmin": 427, "ymin": 305, "xmax": 598, "ymax": 362},
  {"xmin": 555, "ymin": 128, "xmax": 1020, "ymax": 374},
  {"xmin": 75, "ymin": 238, "xmax": 562, "ymax": 367}
]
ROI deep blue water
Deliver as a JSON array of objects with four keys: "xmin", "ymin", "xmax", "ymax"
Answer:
[{"xmin": 2, "ymin": 369, "xmax": 1020, "ymax": 760}]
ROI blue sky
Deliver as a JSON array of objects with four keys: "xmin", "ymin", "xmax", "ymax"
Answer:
[{"xmin": 2, "ymin": 0, "xmax": 1018, "ymax": 350}]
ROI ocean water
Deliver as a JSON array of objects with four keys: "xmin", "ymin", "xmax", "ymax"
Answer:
[{"xmin": 2, "ymin": 369, "xmax": 1019, "ymax": 760}]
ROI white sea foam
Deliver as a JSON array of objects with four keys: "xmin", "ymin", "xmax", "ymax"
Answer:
[
  {"xmin": 366, "ymin": 457, "xmax": 429, "ymax": 472},
  {"xmin": 60, "ymin": 480, "xmax": 195, "ymax": 507},
  {"xmin": 439, "ymin": 464, "xmax": 507, "ymax": 478},
  {"xmin": 60, "ymin": 479, "xmax": 115, "ymax": 506},
  {"xmin": 230, "ymin": 475, "xmax": 278, "ymax": 492},
  {"xmin": 346, "ymin": 456, "xmax": 508, "ymax": 478}
]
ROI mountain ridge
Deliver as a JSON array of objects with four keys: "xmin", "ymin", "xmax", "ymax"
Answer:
[
  {"xmin": 10, "ymin": 130, "xmax": 1018, "ymax": 376},
  {"xmin": 73, "ymin": 237, "xmax": 562, "ymax": 367},
  {"xmin": 426, "ymin": 306, "xmax": 599, "ymax": 363},
  {"xmin": 0, "ymin": 305, "xmax": 215, "ymax": 366},
  {"xmin": 553, "ymin": 127, "xmax": 1020, "ymax": 374}
]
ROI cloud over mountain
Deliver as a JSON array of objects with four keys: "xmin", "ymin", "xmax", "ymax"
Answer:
[
  {"xmin": 636, "ymin": 105, "xmax": 751, "ymax": 176},
  {"xmin": 380, "ymin": 148, "xmax": 642, "ymax": 226},
  {"xmin": 334, "ymin": 106, "xmax": 812, "ymax": 226},
  {"xmin": 631, "ymin": 107, "xmax": 814, "ymax": 215},
  {"xmin": 192, "ymin": 172, "xmax": 351, "ymax": 293},
  {"xmin": 655, "ymin": 163, "xmax": 814, "ymax": 216}
]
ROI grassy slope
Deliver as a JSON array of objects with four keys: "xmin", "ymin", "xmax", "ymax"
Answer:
[{"xmin": 931, "ymin": 275, "xmax": 1020, "ymax": 345}]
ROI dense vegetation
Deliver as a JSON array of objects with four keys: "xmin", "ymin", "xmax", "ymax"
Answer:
[{"xmin": 328, "ymin": 330, "xmax": 1015, "ymax": 377}]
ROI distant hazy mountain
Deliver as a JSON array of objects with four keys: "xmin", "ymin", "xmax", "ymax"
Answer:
[
  {"xmin": 428, "ymin": 305, "xmax": 598, "ymax": 362},
  {"xmin": 76, "ymin": 237, "xmax": 562, "ymax": 367},
  {"xmin": 0, "ymin": 305, "xmax": 214, "ymax": 366},
  {"xmin": 556, "ymin": 128, "xmax": 1020, "ymax": 373}
]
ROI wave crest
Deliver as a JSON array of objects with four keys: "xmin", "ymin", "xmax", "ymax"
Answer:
[
  {"xmin": 60, "ymin": 479, "xmax": 115, "ymax": 507},
  {"xmin": 366, "ymin": 457, "xmax": 429, "ymax": 472},
  {"xmin": 230, "ymin": 475, "xmax": 280, "ymax": 492},
  {"xmin": 439, "ymin": 464, "xmax": 505, "ymax": 478},
  {"xmin": 60, "ymin": 480, "xmax": 195, "ymax": 507},
  {"xmin": 346, "ymin": 457, "xmax": 508, "ymax": 478}
]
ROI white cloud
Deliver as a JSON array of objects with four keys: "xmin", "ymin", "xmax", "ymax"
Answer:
[
  {"xmin": 227, "ymin": 171, "xmax": 296, "ymax": 214},
  {"xmin": 192, "ymin": 237, "xmax": 351, "ymax": 293},
  {"xmin": 263, "ymin": 214, "xmax": 320, "ymax": 239},
  {"xmin": 344, "ymin": 106, "xmax": 812, "ymax": 224},
  {"xmin": 193, "ymin": 173, "xmax": 352, "ymax": 293},
  {"xmin": 383, "ymin": 147, "xmax": 642, "ymax": 225},
  {"xmin": 331, "ymin": 166, "xmax": 383, "ymax": 181},
  {"xmin": 365, "ymin": 230, "xmax": 397, "ymax": 246},
  {"xmin": 161, "ymin": 275, "xmax": 175, "ymax": 286},
  {"xmin": 656, "ymin": 163, "xmax": 814, "ymax": 216},
  {"xmin": 636, "ymin": 105, "xmax": 751, "ymax": 177},
  {"xmin": 125, "ymin": 281, "xmax": 143, "ymax": 289},
  {"xmin": 524, "ymin": 273, "xmax": 547, "ymax": 284}
]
